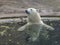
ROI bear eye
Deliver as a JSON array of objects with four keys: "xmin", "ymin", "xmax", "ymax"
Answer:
[{"xmin": 30, "ymin": 9, "xmax": 32, "ymax": 11}]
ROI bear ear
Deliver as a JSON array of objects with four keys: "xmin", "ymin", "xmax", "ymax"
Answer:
[{"xmin": 36, "ymin": 9, "xmax": 41, "ymax": 12}]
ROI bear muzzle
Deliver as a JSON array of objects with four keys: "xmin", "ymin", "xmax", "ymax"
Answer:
[{"xmin": 25, "ymin": 10, "xmax": 30, "ymax": 14}]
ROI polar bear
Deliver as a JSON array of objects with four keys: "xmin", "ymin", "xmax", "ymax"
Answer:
[{"xmin": 18, "ymin": 8, "xmax": 54, "ymax": 42}]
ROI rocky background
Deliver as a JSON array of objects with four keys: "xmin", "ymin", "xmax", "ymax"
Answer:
[
  {"xmin": 0, "ymin": 0, "xmax": 60, "ymax": 45},
  {"xmin": 0, "ymin": 0, "xmax": 60, "ymax": 9}
]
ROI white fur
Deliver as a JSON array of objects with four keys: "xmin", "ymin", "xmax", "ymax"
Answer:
[
  {"xmin": 26, "ymin": 8, "xmax": 43, "ymax": 24},
  {"xmin": 18, "ymin": 8, "xmax": 54, "ymax": 42}
]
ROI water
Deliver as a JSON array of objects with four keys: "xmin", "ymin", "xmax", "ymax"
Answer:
[{"xmin": 0, "ymin": 18, "xmax": 60, "ymax": 45}]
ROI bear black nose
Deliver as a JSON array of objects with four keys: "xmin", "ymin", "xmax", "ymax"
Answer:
[{"xmin": 25, "ymin": 10, "xmax": 30, "ymax": 14}]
